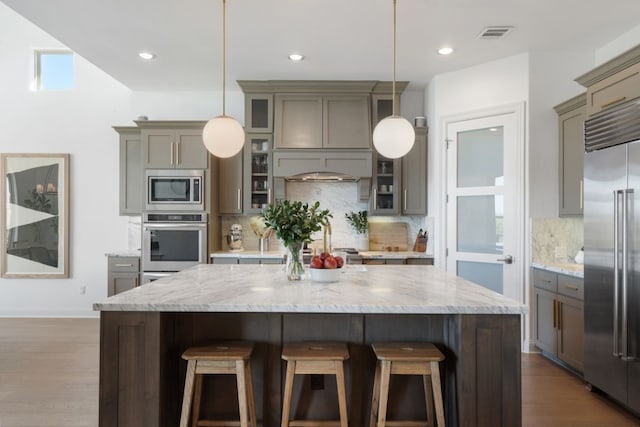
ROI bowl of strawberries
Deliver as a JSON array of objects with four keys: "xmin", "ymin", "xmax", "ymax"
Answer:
[{"xmin": 309, "ymin": 252, "xmax": 345, "ymax": 282}]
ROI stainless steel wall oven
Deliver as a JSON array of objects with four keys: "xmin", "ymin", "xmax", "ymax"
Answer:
[{"xmin": 142, "ymin": 212, "xmax": 207, "ymax": 274}]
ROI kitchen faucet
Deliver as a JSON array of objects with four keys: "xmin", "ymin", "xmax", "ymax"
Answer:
[{"xmin": 323, "ymin": 220, "xmax": 332, "ymax": 253}]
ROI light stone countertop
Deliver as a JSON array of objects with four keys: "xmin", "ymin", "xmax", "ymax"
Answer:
[
  {"xmin": 105, "ymin": 251, "xmax": 141, "ymax": 258},
  {"xmin": 93, "ymin": 264, "xmax": 526, "ymax": 315},
  {"xmin": 531, "ymin": 262, "xmax": 584, "ymax": 278},
  {"xmin": 210, "ymin": 250, "xmax": 285, "ymax": 259},
  {"xmin": 358, "ymin": 251, "xmax": 433, "ymax": 259}
]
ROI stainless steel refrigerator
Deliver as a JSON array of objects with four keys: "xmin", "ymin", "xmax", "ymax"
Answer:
[{"xmin": 584, "ymin": 99, "xmax": 640, "ymax": 415}]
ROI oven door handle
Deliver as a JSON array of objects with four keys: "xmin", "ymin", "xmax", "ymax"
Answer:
[{"xmin": 144, "ymin": 223, "xmax": 207, "ymax": 230}]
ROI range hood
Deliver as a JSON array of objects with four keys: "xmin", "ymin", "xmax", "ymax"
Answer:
[
  {"xmin": 273, "ymin": 150, "xmax": 373, "ymax": 181},
  {"xmin": 285, "ymin": 171, "xmax": 358, "ymax": 182}
]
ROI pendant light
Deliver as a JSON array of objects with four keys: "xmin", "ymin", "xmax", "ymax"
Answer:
[
  {"xmin": 372, "ymin": 0, "xmax": 415, "ymax": 159},
  {"xmin": 202, "ymin": 0, "xmax": 245, "ymax": 158}
]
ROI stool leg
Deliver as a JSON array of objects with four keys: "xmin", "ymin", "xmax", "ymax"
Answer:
[
  {"xmin": 281, "ymin": 360, "xmax": 296, "ymax": 427},
  {"xmin": 376, "ymin": 361, "xmax": 392, "ymax": 427},
  {"xmin": 245, "ymin": 360, "xmax": 257, "ymax": 427},
  {"xmin": 369, "ymin": 361, "xmax": 382, "ymax": 427},
  {"xmin": 191, "ymin": 374, "xmax": 203, "ymax": 427},
  {"xmin": 423, "ymin": 374, "xmax": 434, "ymax": 427},
  {"xmin": 429, "ymin": 361, "xmax": 446, "ymax": 427},
  {"xmin": 236, "ymin": 360, "xmax": 249, "ymax": 427},
  {"xmin": 335, "ymin": 360, "xmax": 349, "ymax": 427},
  {"xmin": 180, "ymin": 360, "xmax": 197, "ymax": 427}
]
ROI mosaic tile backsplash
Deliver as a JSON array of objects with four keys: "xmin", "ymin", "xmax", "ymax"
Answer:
[
  {"xmin": 531, "ymin": 217, "xmax": 583, "ymax": 264},
  {"xmin": 221, "ymin": 181, "xmax": 432, "ymax": 253}
]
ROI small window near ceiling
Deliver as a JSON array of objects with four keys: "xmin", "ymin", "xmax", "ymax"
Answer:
[{"xmin": 34, "ymin": 50, "xmax": 74, "ymax": 90}]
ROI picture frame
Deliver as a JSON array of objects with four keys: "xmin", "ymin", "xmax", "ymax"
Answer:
[{"xmin": 1, "ymin": 153, "xmax": 69, "ymax": 278}]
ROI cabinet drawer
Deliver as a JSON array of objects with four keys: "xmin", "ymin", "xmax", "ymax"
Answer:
[
  {"xmin": 586, "ymin": 61, "xmax": 640, "ymax": 116},
  {"xmin": 533, "ymin": 268, "xmax": 557, "ymax": 292},
  {"xmin": 108, "ymin": 256, "xmax": 140, "ymax": 273},
  {"xmin": 557, "ymin": 274, "xmax": 584, "ymax": 301}
]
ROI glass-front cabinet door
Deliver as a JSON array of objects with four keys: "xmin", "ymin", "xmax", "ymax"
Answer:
[
  {"xmin": 371, "ymin": 154, "xmax": 401, "ymax": 215},
  {"xmin": 244, "ymin": 94, "xmax": 273, "ymax": 133},
  {"xmin": 243, "ymin": 134, "xmax": 273, "ymax": 214}
]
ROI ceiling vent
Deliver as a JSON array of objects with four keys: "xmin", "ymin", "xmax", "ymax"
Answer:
[{"xmin": 477, "ymin": 26, "xmax": 514, "ymax": 40}]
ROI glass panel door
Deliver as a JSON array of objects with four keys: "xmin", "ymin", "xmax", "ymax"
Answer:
[
  {"xmin": 244, "ymin": 134, "xmax": 272, "ymax": 214},
  {"xmin": 446, "ymin": 113, "xmax": 520, "ymax": 301}
]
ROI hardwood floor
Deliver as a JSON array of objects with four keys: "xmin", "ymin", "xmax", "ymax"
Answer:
[{"xmin": 0, "ymin": 318, "xmax": 638, "ymax": 427}]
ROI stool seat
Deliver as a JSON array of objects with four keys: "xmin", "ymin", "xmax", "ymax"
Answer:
[
  {"xmin": 370, "ymin": 342, "xmax": 445, "ymax": 427},
  {"xmin": 281, "ymin": 342, "xmax": 350, "ymax": 427},
  {"xmin": 180, "ymin": 341, "xmax": 256, "ymax": 427}
]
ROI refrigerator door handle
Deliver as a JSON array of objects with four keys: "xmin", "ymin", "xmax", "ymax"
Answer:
[
  {"xmin": 622, "ymin": 189, "xmax": 633, "ymax": 360},
  {"xmin": 614, "ymin": 189, "xmax": 621, "ymax": 357}
]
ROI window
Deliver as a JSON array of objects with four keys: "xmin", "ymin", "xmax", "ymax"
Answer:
[{"xmin": 34, "ymin": 50, "xmax": 74, "ymax": 90}]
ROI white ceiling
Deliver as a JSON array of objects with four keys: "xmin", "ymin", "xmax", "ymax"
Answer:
[{"xmin": 3, "ymin": 0, "xmax": 640, "ymax": 91}]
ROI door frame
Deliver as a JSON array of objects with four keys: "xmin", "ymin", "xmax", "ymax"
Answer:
[{"xmin": 438, "ymin": 102, "xmax": 528, "ymax": 343}]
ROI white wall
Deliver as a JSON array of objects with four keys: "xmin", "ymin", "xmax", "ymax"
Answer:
[
  {"xmin": 528, "ymin": 51, "xmax": 594, "ymax": 218},
  {"xmin": 426, "ymin": 53, "xmax": 530, "ymax": 268},
  {"xmin": 0, "ymin": 4, "xmax": 246, "ymax": 316},
  {"xmin": 595, "ymin": 24, "xmax": 640, "ymax": 65}
]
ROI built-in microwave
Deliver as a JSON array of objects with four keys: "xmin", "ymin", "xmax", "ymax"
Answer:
[{"xmin": 145, "ymin": 169, "xmax": 204, "ymax": 211}]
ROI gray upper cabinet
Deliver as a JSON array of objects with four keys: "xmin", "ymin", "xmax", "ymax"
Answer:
[
  {"xmin": 140, "ymin": 121, "xmax": 208, "ymax": 169},
  {"xmin": 114, "ymin": 127, "xmax": 142, "ymax": 215},
  {"xmin": 244, "ymin": 134, "xmax": 273, "ymax": 214},
  {"xmin": 218, "ymin": 150, "xmax": 244, "ymax": 214},
  {"xmin": 576, "ymin": 45, "xmax": 640, "ymax": 116},
  {"xmin": 244, "ymin": 94, "xmax": 274, "ymax": 133},
  {"xmin": 274, "ymin": 93, "xmax": 371, "ymax": 149},
  {"xmin": 323, "ymin": 95, "xmax": 371, "ymax": 149},
  {"xmin": 274, "ymin": 94, "xmax": 324, "ymax": 148},
  {"xmin": 554, "ymin": 94, "xmax": 586, "ymax": 216},
  {"xmin": 402, "ymin": 127, "xmax": 428, "ymax": 215},
  {"xmin": 371, "ymin": 154, "xmax": 401, "ymax": 215}
]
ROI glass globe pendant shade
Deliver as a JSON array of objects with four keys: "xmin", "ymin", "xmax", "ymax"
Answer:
[
  {"xmin": 372, "ymin": 115, "xmax": 415, "ymax": 159},
  {"xmin": 202, "ymin": 115, "xmax": 245, "ymax": 158}
]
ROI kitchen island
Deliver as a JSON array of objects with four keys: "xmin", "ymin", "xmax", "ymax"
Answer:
[{"xmin": 94, "ymin": 264, "xmax": 525, "ymax": 427}]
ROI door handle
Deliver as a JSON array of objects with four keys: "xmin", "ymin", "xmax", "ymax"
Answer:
[
  {"xmin": 497, "ymin": 255, "xmax": 513, "ymax": 264},
  {"xmin": 613, "ymin": 190, "xmax": 621, "ymax": 357}
]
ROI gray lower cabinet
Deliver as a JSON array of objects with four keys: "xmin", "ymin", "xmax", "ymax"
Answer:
[
  {"xmin": 554, "ymin": 94, "xmax": 586, "ymax": 216},
  {"xmin": 114, "ymin": 127, "xmax": 142, "ymax": 215},
  {"xmin": 533, "ymin": 268, "xmax": 584, "ymax": 372},
  {"xmin": 107, "ymin": 256, "xmax": 140, "ymax": 296}
]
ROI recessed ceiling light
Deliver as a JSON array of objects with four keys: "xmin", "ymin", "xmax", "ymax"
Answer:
[
  {"xmin": 138, "ymin": 52, "xmax": 156, "ymax": 60},
  {"xmin": 489, "ymin": 128, "xmax": 498, "ymax": 132},
  {"xmin": 288, "ymin": 53, "xmax": 304, "ymax": 62},
  {"xmin": 437, "ymin": 47, "xmax": 454, "ymax": 55}
]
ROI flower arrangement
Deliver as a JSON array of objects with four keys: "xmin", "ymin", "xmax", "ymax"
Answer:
[
  {"xmin": 262, "ymin": 200, "xmax": 332, "ymax": 246},
  {"xmin": 345, "ymin": 210, "xmax": 368, "ymax": 234},
  {"xmin": 262, "ymin": 200, "xmax": 332, "ymax": 280}
]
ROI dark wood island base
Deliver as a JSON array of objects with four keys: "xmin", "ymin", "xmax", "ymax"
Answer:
[{"xmin": 99, "ymin": 311, "xmax": 521, "ymax": 427}]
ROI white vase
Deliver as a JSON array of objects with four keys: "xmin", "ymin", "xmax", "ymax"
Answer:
[{"xmin": 357, "ymin": 233, "xmax": 369, "ymax": 251}]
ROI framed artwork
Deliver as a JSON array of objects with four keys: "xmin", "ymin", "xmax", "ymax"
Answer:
[{"xmin": 1, "ymin": 153, "xmax": 69, "ymax": 278}]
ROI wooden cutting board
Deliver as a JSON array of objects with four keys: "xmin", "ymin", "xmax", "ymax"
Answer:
[{"xmin": 368, "ymin": 222, "xmax": 409, "ymax": 251}]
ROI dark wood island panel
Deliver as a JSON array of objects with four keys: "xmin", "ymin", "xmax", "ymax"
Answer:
[{"xmin": 99, "ymin": 312, "xmax": 521, "ymax": 427}]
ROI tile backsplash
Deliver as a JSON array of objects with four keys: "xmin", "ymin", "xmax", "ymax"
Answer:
[
  {"xmin": 531, "ymin": 217, "xmax": 583, "ymax": 264},
  {"xmin": 221, "ymin": 181, "xmax": 432, "ymax": 253}
]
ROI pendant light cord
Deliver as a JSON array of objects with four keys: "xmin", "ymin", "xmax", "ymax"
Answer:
[
  {"xmin": 392, "ymin": 0, "xmax": 397, "ymax": 117},
  {"xmin": 222, "ymin": 0, "xmax": 227, "ymax": 116}
]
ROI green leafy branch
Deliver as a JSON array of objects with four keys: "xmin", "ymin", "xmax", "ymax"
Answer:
[
  {"xmin": 261, "ymin": 200, "xmax": 332, "ymax": 247},
  {"xmin": 345, "ymin": 210, "xmax": 368, "ymax": 234}
]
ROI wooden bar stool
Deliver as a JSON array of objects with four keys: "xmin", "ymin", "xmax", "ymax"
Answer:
[
  {"xmin": 369, "ymin": 342, "xmax": 445, "ymax": 427},
  {"xmin": 281, "ymin": 342, "xmax": 350, "ymax": 427},
  {"xmin": 180, "ymin": 341, "xmax": 257, "ymax": 427}
]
